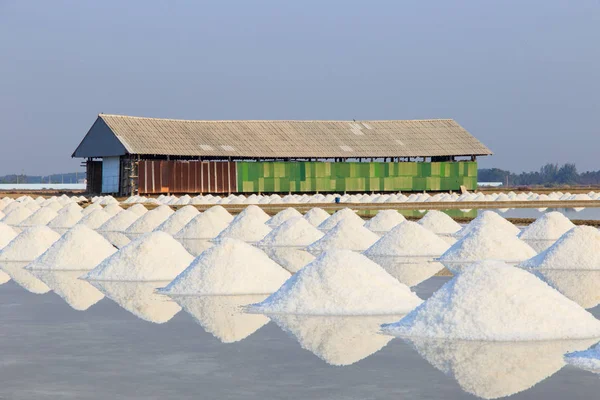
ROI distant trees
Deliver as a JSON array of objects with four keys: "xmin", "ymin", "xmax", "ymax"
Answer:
[{"xmin": 479, "ymin": 163, "xmax": 595, "ymax": 186}]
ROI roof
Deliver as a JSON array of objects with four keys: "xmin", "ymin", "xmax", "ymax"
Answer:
[{"xmin": 73, "ymin": 114, "xmax": 492, "ymax": 158}]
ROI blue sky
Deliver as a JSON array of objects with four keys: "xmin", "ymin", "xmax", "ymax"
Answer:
[{"xmin": 1, "ymin": 0, "xmax": 598, "ymax": 174}]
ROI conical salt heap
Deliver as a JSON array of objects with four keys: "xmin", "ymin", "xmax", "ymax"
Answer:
[
  {"xmin": 363, "ymin": 210, "xmax": 405, "ymax": 232},
  {"xmin": 565, "ymin": 344, "xmax": 600, "ymax": 374},
  {"xmin": 382, "ymin": 260, "xmax": 600, "ymax": 340},
  {"xmin": 26, "ymin": 225, "xmax": 117, "ymax": 271},
  {"xmin": 518, "ymin": 212, "xmax": 575, "ymax": 240},
  {"xmin": 18, "ymin": 207, "xmax": 58, "ymax": 227},
  {"xmin": 0, "ymin": 262, "xmax": 51, "ymax": 294},
  {"xmin": 439, "ymin": 224, "xmax": 536, "ymax": 273},
  {"xmin": 97, "ymin": 210, "xmax": 140, "ymax": 232},
  {"xmin": 520, "ymin": 226, "xmax": 600, "ymax": 270},
  {"xmin": 306, "ymin": 219, "xmax": 379, "ymax": 255},
  {"xmin": 57, "ymin": 202, "xmax": 82, "ymax": 214},
  {"xmin": 317, "ymin": 208, "xmax": 364, "ymax": 231},
  {"xmin": 29, "ymin": 270, "xmax": 105, "ymax": 311},
  {"xmin": 247, "ymin": 250, "xmax": 423, "ymax": 315},
  {"xmin": 1, "ymin": 207, "xmax": 33, "ymax": 226},
  {"xmin": 303, "ymin": 208, "xmax": 331, "ymax": 227},
  {"xmin": 0, "ymin": 226, "xmax": 61, "ymax": 262},
  {"xmin": 417, "ymin": 210, "xmax": 462, "ymax": 235},
  {"xmin": 454, "ymin": 210, "xmax": 520, "ymax": 237},
  {"xmin": 154, "ymin": 205, "xmax": 199, "ymax": 235},
  {"xmin": 102, "ymin": 204, "xmax": 123, "ymax": 216},
  {"xmin": 125, "ymin": 205, "xmax": 174, "ymax": 234},
  {"xmin": 257, "ymin": 217, "xmax": 324, "ymax": 248},
  {"xmin": 82, "ymin": 232, "xmax": 194, "ymax": 281},
  {"xmin": 529, "ymin": 269, "xmax": 600, "ymax": 309},
  {"xmin": 47, "ymin": 208, "xmax": 82, "ymax": 229},
  {"xmin": 266, "ymin": 208, "xmax": 303, "ymax": 228},
  {"xmin": 159, "ymin": 238, "xmax": 290, "ymax": 295},
  {"xmin": 77, "ymin": 209, "xmax": 112, "ymax": 230},
  {"xmin": 127, "ymin": 203, "xmax": 149, "ymax": 216},
  {"xmin": 213, "ymin": 205, "xmax": 272, "ymax": 243},
  {"xmin": 174, "ymin": 206, "xmax": 233, "ymax": 239},
  {"xmin": 82, "ymin": 203, "xmax": 103, "ymax": 215},
  {"xmin": 0, "ymin": 222, "xmax": 18, "ymax": 249},
  {"xmin": 364, "ymin": 221, "xmax": 450, "ymax": 257},
  {"xmin": 171, "ymin": 295, "xmax": 270, "ymax": 343}
]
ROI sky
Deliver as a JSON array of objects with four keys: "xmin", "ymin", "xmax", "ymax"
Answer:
[{"xmin": 0, "ymin": 0, "xmax": 598, "ymax": 175}]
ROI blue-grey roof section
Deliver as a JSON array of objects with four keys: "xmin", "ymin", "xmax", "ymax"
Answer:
[{"xmin": 72, "ymin": 117, "xmax": 128, "ymax": 158}]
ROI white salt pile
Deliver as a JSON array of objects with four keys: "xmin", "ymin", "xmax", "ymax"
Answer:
[
  {"xmin": 47, "ymin": 208, "xmax": 82, "ymax": 229},
  {"xmin": 0, "ymin": 262, "xmax": 51, "ymax": 294},
  {"xmin": 531, "ymin": 270, "xmax": 600, "ymax": 309},
  {"xmin": 518, "ymin": 212, "xmax": 575, "ymax": 240},
  {"xmin": 454, "ymin": 211, "xmax": 520, "ymax": 237},
  {"xmin": 172, "ymin": 295, "xmax": 270, "ymax": 343},
  {"xmin": 565, "ymin": 344, "xmax": 600, "ymax": 374},
  {"xmin": 100, "ymin": 231, "xmax": 131, "ymax": 249},
  {"xmin": 306, "ymin": 219, "xmax": 379, "ymax": 255},
  {"xmin": 29, "ymin": 270, "xmax": 105, "ymax": 311},
  {"xmin": 1, "ymin": 207, "xmax": 33, "ymax": 226},
  {"xmin": 213, "ymin": 205, "xmax": 272, "ymax": 243},
  {"xmin": 127, "ymin": 203, "xmax": 149, "ymax": 216},
  {"xmin": 102, "ymin": 204, "xmax": 123, "ymax": 216},
  {"xmin": 303, "ymin": 207, "xmax": 331, "ymax": 227},
  {"xmin": 57, "ymin": 202, "xmax": 82, "ymax": 214},
  {"xmin": 82, "ymin": 232, "xmax": 194, "ymax": 281},
  {"xmin": 257, "ymin": 217, "xmax": 324, "ymax": 247},
  {"xmin": 0, "ymin": 223, "xmax": 18, "ymax": 249},
  {"xmin": 382, "ymin": 260, "xmax": 600, "ymax": 340},
  {"xmin": 247, "ymin": 249, "xmax": 423, "ymax": 315},
  {"xmin": 364, "ymin": 221, "xmax": 450, "ymax": 257},
  {"xmin": 174, "ymin": 208, "xmax": 233, "ymax": 239},
  {"xmin": 439, "ymin": 224, "xmax": 536, "ymax": 273},
  {"xmin": 417, "ymin": 210, "xmax": 462, "ymax": 235},
  {"xmin": 520, "ymin": 226, "xmax": 600, "ymax": 270},
  {"xmin": 82, "ymin": 203, "xmax": 103, "ymax": 215},
  {"xmin": 125, "ymin": 205, "xmax": 174, "ymax": 234},
  {"xmin": 266, "ymin": 208, "xmax": 303, "ymax": 228},
  {"xmin": 97, "ymin": 210, "xmax": 140, "ymax": 232},
  {"xmin": 18, "ymin": 207, "xmax": 59, "ymax": 227},
  {"xmin": 0, "ymin": 227, "xmax": 61, "ymax": 262},
  {"xmin": 263, "ymin": 247, "xmax": 315, "ymax": 274},
  {"xmin": 318, "ymin": 208, "xmax": 364, "ymax": 231},
  {"xmin": 363, "ymin": 210, "xmax": 405, "ymax": 232},
  {"xmin": 77, "ymin": 209, "xmax": 112, "ymax": 230},
  {"xmin": 25, "ymin": 225, "xmax": 117, "ymax": 271},
  {"xmin": 159, "ymin": 238, "xmax": 290, "ymax": 295},
  {"xmin": 154, "ymin": 205, "xmax": 199, "ymax": 235}
]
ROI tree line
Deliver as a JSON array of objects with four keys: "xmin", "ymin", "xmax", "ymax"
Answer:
[
  {"xmin": 479, "ymin": 163, "xmax": 600, "ymax": 186},
  {"xmin": 0, "ymin": 173, "xmax": 83, "ymax": 184}
]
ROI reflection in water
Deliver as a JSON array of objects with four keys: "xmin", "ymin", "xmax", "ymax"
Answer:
[
  {"xmin": 262, "ymin": 246, "xmax": 314, "ymax": 273},
  {"xmin": 565, "ymin": 344, "xmax": 600, "ymax": 374},
  {"xmin": 531, "ymin": 269, "xmax": 600, "ymax": 309},
  {"xmin": 171, "ymin": 295, "xmax": 270, "ymax": 343},
  {"xmin": 176, "ymin": 239, "xmax": 213, "ymax": 257},
  {"xmin": 29, "ymin": 270, "xmax": 104, "ymax": 311},
  {"xmin": 0, "ymin": 270, "xmax": 10, "ymax": 284},
  {"xmin": 89, "ymin": 281, "xmax": 181, "ymax": 324},
  {"xmin": 270, "ymin": 314, "xmax": 401, "ymax": 366},
  {"xmin": 0, "ymin": 261, "xmax": 50, "ymax": 294},
  {"xmin": 404, "ymin": 337, "xmax": 599, "ymax": 399},
  {"xmin": 367, "ymin": 255, "xmax": 444, "ymax": 287},
  {"xmin": 100, "ymin": 231, "xmax": 131, "ymax": 248}
]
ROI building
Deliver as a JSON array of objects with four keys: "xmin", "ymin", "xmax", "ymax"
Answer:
[{"xmin": 72, "ymin": 114, "xmax": 492, "ymax": 195}]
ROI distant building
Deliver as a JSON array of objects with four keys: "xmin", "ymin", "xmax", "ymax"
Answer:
[{"xmin": 72, "ymin": 114, "xmax": 492, "ymax": 195}]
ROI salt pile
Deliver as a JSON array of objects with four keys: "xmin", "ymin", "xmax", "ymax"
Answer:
[
  {"xmin": 0, "ymin": 223, "xmax": 18, "ymax": 249},
  {"xmin": 154, "ymin": 205, "xmax": 199, "ymax": 235},
  {"xmin": 439, "ymin": 224, "xmax": 536, "ymax": 273},
  {"xmin": 0, "ymin": 262, "xmax": 51, "ymax": 294},
  {"xmin": 364, "ymin": 221, "xmax": 450, "ymax": 257},
  {"xmin": 100, "ymin": 231, "xmax": 131, "ymax": 249},
  {"xmin": 454, "ymin": 211, "xmax": 520, "ymax": 237},
  {"xmin": 270, "ymin": 315, "xmax": 398, "ymax": 366},
  {"xmin": 318, "ymin": 208, "xmax": 364, "ymax": 231},
  {"xmin": 520, "ymin": 226, "xmax": 600, "ymax": 270},
  {"xmin": 565, "ymin": 344, "xmax": 600, "ymax": 374},
  {"xmin": 257, "ymin": 217, "xmax": 324, "ymax": 247},
  {"xmin": 26, "ymin": 225, "xmax": 117, "ymax": 271},
  {"xmin": 57, "ymin": 202, "xmax": 82, "ymax": 214},
  {"xmin": 174, "ymin": 207, "xmax": 233, "ymax": 239},
  {"xmin": 102, "ymin": 204, "xmax": 123, "ymax": 216},
  {"xmin": 97, "ymin": 210, "xmax": 140, "ymax": 232},
  {"xmin": 18, "ymin": 207, "xmax": 58, "ymax": 227},
  {"xmin": 172, "ymin": 295, "xmax": 270, "ymax": 343},
  {"xmin": 77, "ymin": 209, "xmax": 112, "ymax": 229},
  {"xmin": 159, "ymin": 238, "xmax": 290, "ymax": 295},
  {"xmin": 531, "ymin": 270, "xmax": 600, "ymax": 309},
  {"xmin": 0, "ymin": 270, "xmax": 10, "ymax": 284},
  {"xmin": 303, "ymin": 207, "xmax": 331, "ymax": 227},
  {"xmin": 29, "ymin": 270, "xmax": 105, "ymax": 311},
  {"xmin": 518, "ymin": 212, "xmax": 575, "ymax": 240},
  {"xmin": 266, "ymin": 208, "xmax": 303, "ymax": 228},
  {"xmin": 382, "ymin": 260, "xmax": 600, "ymax": 340},
  {"xmin": 82, "ymin": 203, "xmax": 103, "ymax": 215},
  {"xmin": 177, "ymin": 239, "xmax": 213, "ymax": 257},
  {"xmin": 127, "ymin": 204, "xmax": 148, "ymax": 216},
  {"xmin": 263, "ymin": 247, "xmax": 315, "ymax": 274},
  {"xmin": 417, "ymin": 210, "xmax": 462, "ymax": 235},
  {"xmin": 247, "ymin": 250, "xmax": 423, "ymax": 315},
  {"xmin": 0, "ymin": 227, "xmax": 61, "ymax": 262},
  {"xmin": 363, "ymin": 210, "xmax": 405, "ymax": 232},
  {"xmin": 306, "ymin": 219, "xmax": 379, "ymax": 255},
  {"xmin": 47, "ymin": 208, "xmax": 82, "ymax": 229},
  {"xmin": 213, "ymin": 205, "xmax": 272, "ymax": 243},
  {"xmin": 82, "ymin": 232, "xmax": 193, "ymax": 281},
  {"xmin": 125, "ymin": 205, "xmax": 174, "ymax": 234},
  {"xmin": 1, "ymin": 207, "xmax": 33, "ymax": 226}
]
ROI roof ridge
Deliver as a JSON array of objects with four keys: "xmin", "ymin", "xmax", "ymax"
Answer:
[{"xmin": 99, "ymin": 114, "xmax": 456, "ymax": 123}]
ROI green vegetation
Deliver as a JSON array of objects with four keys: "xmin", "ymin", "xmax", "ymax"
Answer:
[
  {"xmin": 479, "ymin": 163, "xmax": 600, "ymax": 186},
  {"xmin": 0, "ymin": 173, "xmax": 83, "ymax": 184}
]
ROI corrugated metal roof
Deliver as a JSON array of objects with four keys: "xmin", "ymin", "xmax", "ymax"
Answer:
[{"xmin": 76, "ymin": 114, "xmax": 492, "ymax": 158}]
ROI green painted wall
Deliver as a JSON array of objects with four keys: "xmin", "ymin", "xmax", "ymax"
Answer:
[{"xmin": 236, "ymin": 161, "xmax": 477, "ymax": 193}]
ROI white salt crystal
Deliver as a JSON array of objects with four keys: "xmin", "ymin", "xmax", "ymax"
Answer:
[
  {"xmin": 306, "ymin": 219, "xmax": 380, "ymax": 254},
  {"xmin": 47, "ymin": 208, "xmax": 82, "ymax": 229},
  {"xmin": 565, "ymin": 344, "xmax": 600, "ymax": 374},
  {"xmin": 0, "ymin": 262, "xmax": 51, "ymax": 294},
  {"xmin": 266, "ymin": 208, "xmax": 303, "ymax": 227},
  {"xmin": 247, "ymin": 249, "xmax": 423, "ymax": 315},
  {"xmin": 417, "ymin": 210, "xmax": 462, "ymax": 235},
  {"xmin": 1, "ymin": 207, "xmax": 33, "ymax": 226},
  {"xmin": 318, "ymin": 208, "xmax": 364, "ymax": 231},
  {"xmin": 82, "ymin": 232, "xmax": 194, "ymax": 281},
  {"xmin": 382, "ymin": 260, "xmax": 600, "ymax": 340},
  {"xmin": 100, "ymin": 231, "xmax": 131, "ymax": 248},
  {"xmin": 97, "ymin": 210, "xmax": 140, "ymax": 232},
  {"xmin": 213, "ymin": 205, "xmax": 272, "ymax": 243},
  {"xmin": 102, "ymin": 204, "xmax": 123, "ymax": 216},
  {"xmin": 26, "ymin": 225, "xmax": 117, "ymax": 271},
  {"xmin": 303, "ymin": 207, "xmax": 331, "ymax": 227},
  {"xmin": 125, "ymin": 205, "xmax": 174, "ymax": 234},
  {"xmin": 17, "ymin": 207, "xmax": 58, "ymax": 227},
  {"xmin": 174, "ymin": 206, "xmax": 233, "ymax": 239},
  {"xmin": 364, "ymin": 221, "xmax": 450, "ymax": 257},
  {"xmin": 257, "ymin": 217, "xmax": 324, "ymax": 247},
  {"xmin": 0, "ymin": 222, "xmax": 18, "ymax": 249},
  {"xmin": 262, "ymin": 247, "xmax": 315, "ymax": 273},
  {"xmin": 57, "ymin": 202, "xmax": 82, "ymax": 214},
  {"xmin": 454, "ymin": 211, "xmax": 520, "ymax": 237},
  {"xmin": 159, "ymin": 238, "xmax": 290, "ymax": 295},
  {"xmin": 363, "ymin": 210, "xmax": 406, "ymax": 232},
  {"xmin": 82, "ymin": 203, "xmax": 103, "ymax": 215},
  {"xmin": 29, "ymin": 270, "xmax": 104, "ymax": 311},
  {"xmin": 77, "ymin": 209, "xmax": 112, "ymax": 230},
  {"xmin": 0, "ymin": 226, "xmax": 61, "ymax": 262},
  {"xmin": 519, "ymin": 211, "xmax": 575, "ymax": 240},
  {"xmin": 127, "ymin": 203, "xmax": 149, "ymax": 216},
  {"xmin": 154, "ymin": 205, "xmax": 199, "ymax": 235},
  {"xmin": 531, "ymin": 270, "xmax": 600, "ymax": 309}
]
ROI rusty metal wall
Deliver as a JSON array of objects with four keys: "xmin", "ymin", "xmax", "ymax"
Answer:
[{"xmin": 138, "ymin": 160, "xmax": 237, "ymax": 194}]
